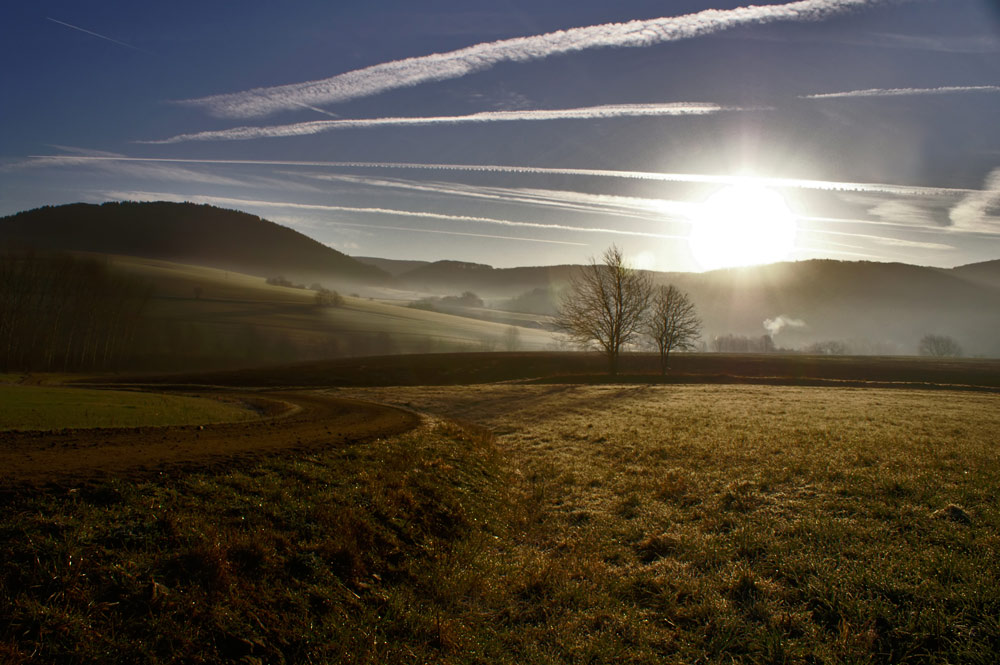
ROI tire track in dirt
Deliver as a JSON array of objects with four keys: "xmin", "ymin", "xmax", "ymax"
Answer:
[{"xmin": 0, "ymin": 391, "xmax": 419, "ymax": 487}]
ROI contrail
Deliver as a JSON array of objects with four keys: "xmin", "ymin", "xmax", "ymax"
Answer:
[
  {"xmin": 809, "ymin": 228, "xmax": 956, "ymax": 250},
  {"xmin": 296, "ymin": 173, "xmax": 696, "ymax": 223},
  {"xmin": 47, "ymin": 17, "xmax": 153, "ymax": 55},
  {"xmin": 321, "ymin": 221, "xmax": 588, "ymax": 246},
  {"xmin": 142, "ymin": 102, "xmax": 738, "ymax": 144},
  {"xmin": 180, "ymin": 0, "xmax": 899, "ymax": 118},
  {"xmin": 803, "ymin": 85, "xmax": 1000, "ymax": 99},
  {"xmin": 28, "ymin": 154, "xmax": 977, "ymax": 197},
  {"xmin": 100, "ymin": 191, "xmax": 686, "ymax": 240}
]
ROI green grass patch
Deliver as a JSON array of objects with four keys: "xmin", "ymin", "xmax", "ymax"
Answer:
[{"xmin": 0, "ymin": 386, "xmax": 254, "ymax": 430}]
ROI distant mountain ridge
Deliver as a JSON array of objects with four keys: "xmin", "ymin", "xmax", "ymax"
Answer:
[
  {"xmin": 392, "ymin": 260, "xmax": 580, "ymax": 295},
  {"xmin": 2, "ymin": 201, "xmax": 998, "ymax": 357},
  {"xmin": 374, "ymin": 255, "xmax": 1000, "ymax": 357},
  {"xmin": 354, "ymin": 256, "xmax": 431, "ymax": 277},
  {"xmin": 0, "ymin": 201, "xmax": 390, "ymax": 285},
  {"xmin": 949, "ymin": 259, "xmax": 1000, "ymax": 290}
]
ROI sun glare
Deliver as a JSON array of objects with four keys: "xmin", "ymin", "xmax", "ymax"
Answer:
[{"xmin": 688, "ymin": 184, "xmax": 797, "ymax": 271}]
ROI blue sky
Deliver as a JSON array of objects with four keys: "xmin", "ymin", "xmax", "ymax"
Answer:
[{"xmin": 2, "ymin": 0, "xmax": 999, "ymax": 270}]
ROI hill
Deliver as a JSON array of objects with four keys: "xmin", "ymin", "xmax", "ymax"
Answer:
[
  {"xmin": 949, "ymin": 259, "xmax": 1000, "ymax": 290},
  {"xmin": 657, "ymin": 260, "xmax": 1000, "ymax": 356},
  {"xmin": 0, "ymin": 201, "xmax": 390, "ymax": 287},
  {"xmin": 381, "ymin": 256, "xmax": 1000, "ymax": 357},
  {"xmin": 395, "ymin": 260, "xmax": 578, "ymax": 296},
  {"xmin": 354, "ymin": 256, "xmax": 430, "ymax": 276},
  {"xmin": 104, "ymin": 255, "xmax": 560, "ymax": 369}
]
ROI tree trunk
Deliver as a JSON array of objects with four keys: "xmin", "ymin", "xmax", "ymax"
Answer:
[{"xmin": 608, "ymin": 351, "xmax": 619, "ymax": 377}]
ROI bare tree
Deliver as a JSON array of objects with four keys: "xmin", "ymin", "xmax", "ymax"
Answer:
[
  {"xmin": 557, "ymin": 245, "xmax": 651, "ymax": 376},
  {"xmin": 645, "ymin": 284, "xmax": 701, "ymax": 375},
  {"xmin": 918, "ymin": 334, "xmax": 962, "ymax": 357},
  {"xmin": 502, "ymin": 325, "xmax": 521, "ymax": 352}
]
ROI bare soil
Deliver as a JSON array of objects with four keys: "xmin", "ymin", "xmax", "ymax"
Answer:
[{"xmin": 0, "ymin": 391, "xmax": 419, "ymax": 488}]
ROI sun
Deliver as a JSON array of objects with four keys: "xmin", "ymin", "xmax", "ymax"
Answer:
[{"xmin": 688, "ymin": 184, "xmax": 797, "ymax": 271}]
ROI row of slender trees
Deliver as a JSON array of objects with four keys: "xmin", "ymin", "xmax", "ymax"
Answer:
[
  {"xmin": 0, "ymin": 253, "xmax": 151, "ymax": 371},
  {"xmin": 557, "ymin": 245, "xmax": 701, "ymax": 375}
]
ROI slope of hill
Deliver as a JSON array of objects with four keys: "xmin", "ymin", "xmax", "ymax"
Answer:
[
  {"xmin": 657, "ymin": 260, "xmax": 1000, "ymax": 356},
  {"xmin": 106, "ymin": 255, "xmax": 559, "ymax": 370},
  {"xmin": 396, "ymin": 260, "xmax": 578, "ymax": 296},
  {"xmin": 949, "ymin": 259, "xmax": 1000, "ymax": 290},
  {"xmin": 382, "ymin": 256, "xmax": 1000, "ymax": 357},
  {"xmin": 0, "ymin": 201, "xmax": 390, "ymax": 286},
  {"xmin": 354, "ymin": 256, "xmax": 430, "ymax": 276}
]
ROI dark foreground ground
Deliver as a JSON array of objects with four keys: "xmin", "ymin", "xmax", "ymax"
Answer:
[{"xmin": 92, "ymin": 351, "xmax": 1000, "ymax": 391}]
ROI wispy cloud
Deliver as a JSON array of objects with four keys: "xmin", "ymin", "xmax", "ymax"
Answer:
[
  {"xmin": 99, "ymin": 191, "xmax": 686, "ymax": 240},
  {"xmin": 6, "ymin": 148, "xmax": 323, "ymax": 192},
  {"xmin": 47, "ymin": 17, "xmax": 153, "ymax": 55},
  {"xmin": 802, "ymin": 85, "xmax": 1000, "ymax": 99},
  {"xmin": 10, "ymin": 148, "xmax": 251, "ymax": 187},
  {"xmin": 295, "ymin": 172, "xmax": 697, "ymax": 222},
  {"xmin": 318, "ymin": 222, "xmax": 588, "ymax": 246},
  {"xmin": 866, "ymin": 32, "xmax": 1000, "ymax": 54},
  {"xmin": 40, "ymin": 155, "xmax": 977, "ymax": 198},
  {"xmin": 143, "ymin": 103, "xmax": 742, "ymax": 144},
  {"xmin": 865, "ymin": 199, "xmax": 946, "ymax": 227},
  {"xmin": 949, "ymin": 167, "xmax": 1000, "ymax": 231},
  {"xmin": 180, "ymin": 0, "xmax": 898, "ymax": 118},
  {"xmin": 812, "ymin": 228, "xmax": 956, "ymax": 250}
]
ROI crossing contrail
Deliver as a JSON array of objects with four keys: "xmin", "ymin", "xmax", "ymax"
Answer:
[{"xmin": 47, "ymin": 17, "xmax": 153, "ymax": 55}]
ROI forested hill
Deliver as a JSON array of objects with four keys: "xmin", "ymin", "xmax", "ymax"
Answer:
[{"xmin": 0, "ymin": 201, "xmax": 390, "ymax": 285}]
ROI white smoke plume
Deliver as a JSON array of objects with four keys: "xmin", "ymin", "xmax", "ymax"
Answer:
[
  {"xmin": 764, "ymin": 315, "xmax": 807, "ymax": 335},
  {"xmin": 181, "ymin": 0, "xmax": 898, "ymax": 118}
]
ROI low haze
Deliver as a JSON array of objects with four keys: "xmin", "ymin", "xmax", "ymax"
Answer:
[{"xmin": 2, "ymin": 0, "xmax": 999, "ymax": 270}]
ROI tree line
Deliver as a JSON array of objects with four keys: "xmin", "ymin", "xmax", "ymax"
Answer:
[{"xmin": 0, "ymin": 253, "xmax": 151, "ymax": 371}]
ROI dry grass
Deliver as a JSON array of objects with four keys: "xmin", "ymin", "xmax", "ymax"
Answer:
[
  {"xmin": 328, "ymin": 384, "xmax": 1000, "ymax": 663},
  {"xmin": 3, "ymin": 383, "xmax": 999, "ymax": 663}
]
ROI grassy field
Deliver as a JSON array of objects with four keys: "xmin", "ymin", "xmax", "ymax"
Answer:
[
  {"xmin": 105, "ymin": 254, "xmax": 560, "ymax": 368},
  {"xmin": 3, "ymin": 382, "xmax": 998, "ymax": 662},
  {"xmin": 0, "ymin": 385, "xmax": 255, "ymax": 431}
]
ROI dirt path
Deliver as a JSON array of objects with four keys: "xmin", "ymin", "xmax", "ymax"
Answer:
[{"xmin": 0, "ymin": 391, "xmax": 419, "ymax": 487}]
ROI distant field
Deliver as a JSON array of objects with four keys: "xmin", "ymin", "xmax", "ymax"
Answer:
[
  {"xmin": 107, "ymin": 350, "xmax": 1000, "ymax": 390},
  {"xmin": 0, "ymin": 385, "xmax": 255, "ymax": 431}
]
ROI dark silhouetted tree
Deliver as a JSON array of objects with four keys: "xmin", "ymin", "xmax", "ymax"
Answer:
[
  {"xmin": 918, "ymin": 334, "xmax": 962, "ymax": 357},
  {"xmin": 557, "ymin": 245, "xmax": 651, "ymax": 376},
  {"xmin": 644, "ymin": 284, "xmax": 701, "ymax": 375}
]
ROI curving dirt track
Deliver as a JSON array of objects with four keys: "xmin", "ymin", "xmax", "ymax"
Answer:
[{"xmin": 0, "ymin": 391, "xmax": 420, "ymax": 487}]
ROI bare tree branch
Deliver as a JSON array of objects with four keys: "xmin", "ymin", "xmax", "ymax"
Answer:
[
  {"xmin": 556, "ymin": 245, "xmax": 651, "ymax": 375},
  {"xmin": 645, "ymin": 284, "xmax": 701, "ymax": 375}
]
